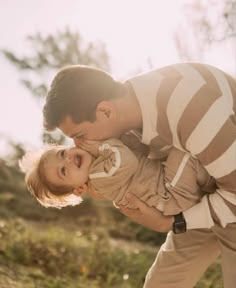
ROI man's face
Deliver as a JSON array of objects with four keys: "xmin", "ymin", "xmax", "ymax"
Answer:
[
  {"xmin": 43, "ymin": 146, "xmax": 93, "ymax": 190},
  {"xmin": 58, "ymin": 114, "xmax": 123, "ymax": 147}
]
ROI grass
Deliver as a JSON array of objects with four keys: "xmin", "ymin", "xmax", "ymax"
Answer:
[
  {"xmin": 0, "ymin": 218, "xmax": 155, "ymax": 288},
  {"xmin": 0, "ymin": 205, "xmax": 223, "ymax": 287}
]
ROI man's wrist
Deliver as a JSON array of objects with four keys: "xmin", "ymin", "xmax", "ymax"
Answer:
[{"xmin": 172, "ymin": 212, "xmax": 187, "ymax": 234}]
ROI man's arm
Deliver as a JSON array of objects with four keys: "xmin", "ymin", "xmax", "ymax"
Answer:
[{"xmin": 118, "ymin": 193, "xmax": 174, "ymax": 232}]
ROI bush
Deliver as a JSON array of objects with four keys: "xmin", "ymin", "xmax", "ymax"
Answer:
[{"xmin": 0, "ymin": 219, "xmax": 155, "ymax": 287}]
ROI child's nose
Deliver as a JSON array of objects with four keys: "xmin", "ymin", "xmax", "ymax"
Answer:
[{"xmin": 66, "ymin": 155, "xmax": 72, "ymax": 165}]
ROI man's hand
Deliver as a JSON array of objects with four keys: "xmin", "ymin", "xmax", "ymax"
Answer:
[{"xmin": 118, "ymin": 193, "xmax": 174, "ymax": 233}]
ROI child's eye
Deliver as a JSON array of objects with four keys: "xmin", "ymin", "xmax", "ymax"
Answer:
[
  {"xmin": 61, "ymin": 166, "xmax": 66, "ymax": 176},
  {"xmin": 60, "ymin": 150, "xmax": 65, "ymax": 158}
]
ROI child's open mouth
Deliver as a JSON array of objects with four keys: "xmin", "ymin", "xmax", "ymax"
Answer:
[{"xmin": 75, "ymin": 155, "xmax": 81, "ymax": 168}]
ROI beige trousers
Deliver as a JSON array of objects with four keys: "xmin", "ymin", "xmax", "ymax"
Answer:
[{"xmin": 144, "ymin": 223, "xmax": 236, "ymax": 288}]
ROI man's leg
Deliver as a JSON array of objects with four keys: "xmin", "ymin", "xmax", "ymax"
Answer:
[
  {"xmin": 144, "ymin": 228, "xmax": 220, "ymax": 288},
  {"xmin": 213, "ymin": 223, "xmax": 236, "ymax": 288}
]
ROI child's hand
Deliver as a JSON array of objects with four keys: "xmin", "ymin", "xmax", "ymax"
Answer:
[{"xmin": 79, "ymin": 140, "xmax": 101, "ymax": 157}]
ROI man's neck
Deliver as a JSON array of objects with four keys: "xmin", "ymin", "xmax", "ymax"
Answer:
[{"xmin": 119, "ymin": 82, "xmax": 143, "ymax": 132}]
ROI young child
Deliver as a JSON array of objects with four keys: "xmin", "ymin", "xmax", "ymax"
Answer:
[{"xmin": 20, "ymin": 134, "xmax": 216, "ymax": 215}]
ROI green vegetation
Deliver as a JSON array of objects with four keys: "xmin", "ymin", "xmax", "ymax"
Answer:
[
  {"xmin": 0, "ymin": 158, "xmax": 223, "ymax": 287},
  {"xmin": 0, "ymin": 218, "xmax": 154, "ymax": 288}
]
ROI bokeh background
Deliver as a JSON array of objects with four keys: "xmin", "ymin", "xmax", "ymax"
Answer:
[{"xmin": 0, "ymin": 0, "xmax": 235, "ymax": 287}]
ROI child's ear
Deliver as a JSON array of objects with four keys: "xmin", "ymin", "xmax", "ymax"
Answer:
[{"xmin": 73, "ymin": 184, "xmax": 88, "ymax": 196}]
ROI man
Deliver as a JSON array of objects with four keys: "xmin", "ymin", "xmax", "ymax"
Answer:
[{"xmin": 43, "ymin": 63, "xmax": 236, "ymax": 288}]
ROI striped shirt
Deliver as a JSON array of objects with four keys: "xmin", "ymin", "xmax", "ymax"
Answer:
[{"xmin": 127, "ymin": 62, "xmax": 236, "ymax": 229}]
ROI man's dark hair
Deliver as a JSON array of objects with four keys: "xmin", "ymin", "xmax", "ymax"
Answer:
[{"xmin": 43, "ymin": 65, "xmax": 125, "ymax": 131}]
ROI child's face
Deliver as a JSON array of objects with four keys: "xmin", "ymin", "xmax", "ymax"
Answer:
[{"xmin": 43, "ymin": 146, "xmax": 93, "ymax": 190}]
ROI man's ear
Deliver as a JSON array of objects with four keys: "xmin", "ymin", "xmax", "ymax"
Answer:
[
  {"xmin": 73, "ymin": 184, "xmax": 88, "ymax": 196},
  {"xmin": 96, "ymin": 101, "xmax": 116, "ymax": 119}
]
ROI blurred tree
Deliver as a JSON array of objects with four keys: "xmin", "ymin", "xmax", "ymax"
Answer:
[
  {"xmin": 174, "ymin": 0, "xmax": 236, "ymax": 61},
  {"xmin": 0, "ymin": 142, "xmax": 25, "ymax": 192},
  {"xmin": 188, "ymin": 0, "xmax": 236, "ymax": 43},
  {"xmin": 2, "ymin": 28, "xmax": 111, "ymax": 144}
]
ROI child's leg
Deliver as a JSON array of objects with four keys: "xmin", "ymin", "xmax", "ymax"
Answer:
[
  {"xmin": 143, "ymin": 228, "xmax": 220, "ymax": 288},
  {"xmin": 214, "ymin": 222, "xmax": 236, "ymax": 288}
]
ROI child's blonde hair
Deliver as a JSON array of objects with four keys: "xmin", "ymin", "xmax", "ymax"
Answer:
[{"xmin": 19, "ymin": 146, "xmax": 82, "ymax": 209}]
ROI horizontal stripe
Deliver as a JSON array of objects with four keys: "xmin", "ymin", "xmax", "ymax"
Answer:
[
  {"xmin": 196, "ymin": 118, "xmax": 236, "ymax": 165},
  {"xmin": 183, "ymin": 196, "xmax": 214, "ymax": 229},
  {"xmin": 216, "ymin": 169, "xmax": 236, "ymax": 193},
  {"xmin": 223, "ymin": 200, "xmax": 236, "ymax": 217},
  {"xmin": 223, "ymin": 72, "xmax": 236, "ymax": 114},
  {"xmin": 167, "ymin": 63, "xmax": 206, "ymax": 149},
  {"xmin": 217, "ymin": 189, "xmax": 236, "ymax": 205},
  {"xmin": 206, "ymin": 64, "xmax": 234, "ymax": 114},
  {"xmin": 128, "ymin": 70, "xmax": 161, "ymax": 145},
  {"xmin": 186, "ymin": 96, "xmax": 232, "ymax": 155},
  {"xmin": 204, "ymin": 140, "xmax": 236, "ymax": 178},
  {"xmin": 156, "ymin": 67, "xmax": 182, "ymax": 144},
  {"xmin": 178, "ymin": 63, "xmax": 222, "ymax": 148},
  {"xmin": 209, "ymin": 192, "xmax": 236, "ymax": 227}
]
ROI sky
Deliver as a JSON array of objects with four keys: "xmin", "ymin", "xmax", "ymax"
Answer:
[{"xmin": 0, "ymin": 0, "xmax": 235, "ymax": 156}]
